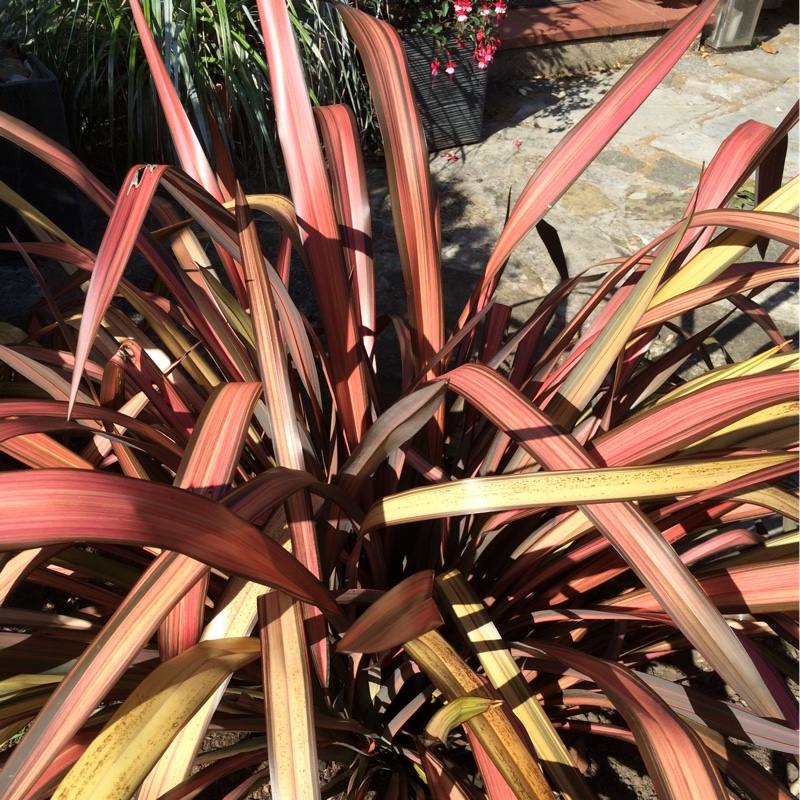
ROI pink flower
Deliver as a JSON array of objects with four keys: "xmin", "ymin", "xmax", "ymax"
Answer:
[
  {"xmin": 480, "ymin": 3, "xmax": 491, "ymax": 15},
  {"xmin": 448, "ymin": 153, "xmax": 459, "ymax": 162},
  {"xmin": 445, "ymin": 59, "xmax": 456, "ymax": 75},
  {"xmin": 454, "ymin": 0, "xmax": 472, "ymax": 20},
  {"xmin": 513, "ymin": 139, "xmax": 521, "ymax": 147},
  {"xmin": 476, "ymin": 29, "xmax": 483, "ymax": 42},
  {"xmin": 494, "ymin": 0, "xmax": 507, "ymax": 13},
  {"xmin": 475, "ymin": 41, "xmax": 494, "ymax": 67},
  {"xmin": 431, "ymin": 60, "xmax": 440, "ymax": 76}
]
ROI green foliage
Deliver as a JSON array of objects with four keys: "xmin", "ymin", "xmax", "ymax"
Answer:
[
  {"xmin": 732, "ymin": 186, "xmax": 756, "ymax": 209},
  {"xmin": 0, "ymin": 0, "xmax": 377, "ymax": 184},
  {"xmin": 0, "ymin": 0, "xmax": 796, "ymax": 797}
]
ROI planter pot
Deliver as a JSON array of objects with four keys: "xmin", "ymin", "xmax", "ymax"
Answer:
[
  {"xmin": 403, "ymin": 33, "xmax": 488, "ymax": 151},
  {"xmin": 705, "ymin": 0, "xmax": 765, "ymax": 50},
  {"xmin": 0, "ymin": 51, "xmax": 85, "ymax": 245}
]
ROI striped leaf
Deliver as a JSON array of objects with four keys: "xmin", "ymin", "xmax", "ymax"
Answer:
[
  {"xmin": 51, "ymin": 639, "xmax": 259, "ymax": 800},
  {"xmin": 436, "ymin": 570, "xmax": 591, "ymax": 800},
  {"xmin": 516, "ymin": 641, "xmax": 727, "ymax": 800},
  {"xmin": 0, "ymin": 470, "xmax": 335, "ymax": 612},
  {"xmin": 442, "ymin": 363, "xmax": 784, "ymax": 720},
  {"xmin": 404, "ymin": 631, "xmax": 555, "ymax": 800},
  {"xmin": 336, "ymin": 7, "xmax": 444, "ymax": 375},
  {"xmin": 314, "ymin": 105, "xmax": 376, "ymax": 364},
  {"xmin": 259, "ymin": 592, "xmax": 320, "ymax": 800},
  {"xmin": 159, "ymin": 381, "xmax": 262, "ymax": 660},
  {"xmin": 336, "ymin": 571, "xmax": 443, "ymax": 654}
]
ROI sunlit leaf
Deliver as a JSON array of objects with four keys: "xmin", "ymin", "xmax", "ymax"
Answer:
[
  {"xmin": 336, "ymin": 571, "xmax": 443, "ymax": 654},
  {"xmin": 52, "ymin": 639, "xmax": 259, "ymax": 800}
]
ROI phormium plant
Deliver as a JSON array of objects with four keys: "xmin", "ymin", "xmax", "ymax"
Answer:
[{"xmin": 0, "ymin": 0, "xmax": 797, "ymax": 797}]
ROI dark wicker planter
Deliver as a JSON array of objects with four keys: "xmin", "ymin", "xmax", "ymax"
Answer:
[{"xmin": 403, "ymin": 33, "xmax": 488, "ymax": 151}]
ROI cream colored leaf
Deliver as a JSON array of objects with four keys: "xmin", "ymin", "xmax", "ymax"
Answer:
[
  {"xmin": 422, "ymin": 696, "xmax": 502, "ymax": 747},
  {"xmin": 260, "ymin": 592, "xmax": 320, "ymax": 800},
  {"xmin": 52, "ymin": 638, "xmax": 259, "ymax": 800},
  {"xmin": 361, "ymin": 455, "xmax": 792, "ymax": 534}
]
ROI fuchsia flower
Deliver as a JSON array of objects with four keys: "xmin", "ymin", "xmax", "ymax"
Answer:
[
  {"xmin": 427, "ymin": 0, "xmax": 503, "ymax": 84},
  {"xmin": 475, "ymin": 39, "xmax": 496, "ymax": 68},
  {"xmin": 453, "ymin": 1, "xmax": 471, "ymax": 22}
]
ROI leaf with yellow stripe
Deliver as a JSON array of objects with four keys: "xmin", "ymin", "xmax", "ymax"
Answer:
[
  {"xmin": 51, "ymin": 638, "xmax": 260, "ymax": 800},
  {"xmin": 259, "ymin": 592, "xmax": 320, "ymax": 800},
  {"xmin": 652, "ymin": 177, "xmax": 799, "ymax": 305},
  {"xmin": 422, "ymin": 696, "xmax": 502, "ymax": 747},
  {"xmin": 548, "ymin": 208, "xmax": 693, "ymax": 427},
  {"xmin": 436, "ymin": 570, "xmax": 592, "ymax": 800},
  {"xmin": 359, "ymin": 454, "xmax": 791, "ymax": 533},
  {"xmin": 405, "ymin": 630, "xmax": 555, "ymax": 800}
]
